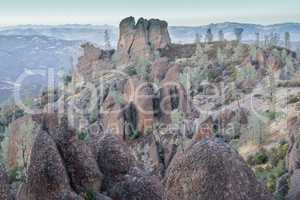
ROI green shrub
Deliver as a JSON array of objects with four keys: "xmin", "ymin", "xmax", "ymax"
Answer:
[
  {"xmin": 267, "ymin": 144, "xmax": 289, "ymax": 166},
  {"xmin": 247, "ymin": 149, "xmax": 268, "ymax": 166},
  {"xmin": 110, "ymin": 90, "xmax": 125, "ymax": 106},
  {"xmin": 129, "ymin": 128, "xmax": 140, "ymax": 140},
  {"xmin": 9, "ymin": 167, "xmax": 25, "ymax": 183},
  {"xmin": 78, "ymin": 131, "xmax": 90, "ymax": 141},
  {"xmin": 252, "ymin": 144, "xmax": 289, "ymax": 193},
  {"xmin": 63, "ymin": 75, "xmax": 72, "ymax": 86},
  {"xmin": 85, "ymin": 190, "xmax": 96, "ymax": 200},
  {"xmin": 125, "ymin": 66, "xmax": 138, "ymax": 76},
  {"xmin": 287, "ymin": 94, "xmax": 300, "ymax": 104}
]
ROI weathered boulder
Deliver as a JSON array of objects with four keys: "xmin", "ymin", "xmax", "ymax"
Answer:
[
  {"xmin": 128, "ymin": 132, "xmax": 178, "ymax": 178},
  {"xmin": 17, "ymin": 131, "xmax": 82, "ymax": 200},
  {"xmin": 91, "ymin": 133, "xmax": 135, "ymax": 189},
  {"xmin": 287, "ymin": 169, "xmax": 300, "ymax": 200},
  {"xmin": 287, "ymin": 116, "xmax": 300, "ymax": 173},
  {"xmin": 108, "ymin": 167, "xmax": 163, "ymax": 200},
  {"xmin": 60, "ymin": 136, "xmax": 103, "ymax": 195},
  {"xmin": 7, "ymin": 115, "xmax": 40, "ymax": 170},
  {"xmin": 164, "ymin": 139, "xmax": 273, "ymax": 200},
  {"xmin": 117, "ymin": 16, "xmax": 171, "ymax": 63},
  {"xmin": 0, "ymin": 164, "xmax": 10, "ymax": 200}
]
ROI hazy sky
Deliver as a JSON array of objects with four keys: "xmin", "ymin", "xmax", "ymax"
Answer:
[{"xmin": 0, "ymin": 0, "xmax": 299, "ymax": 26}]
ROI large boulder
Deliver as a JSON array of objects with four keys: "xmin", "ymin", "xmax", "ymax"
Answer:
[
  {"xmin": 17, "ymin": 131, "xmax": 82, "ymax": 200},
  {"xmin": 108, "ymin": 169, "xmax": 163, "ymax": 200},
  {"xmin": 59, "ymin": 135, "xmax": 104, "ymax": 195},
  {"xmin": 0, "ymin": 164, "xmax": 10, "ymax": 200},
  {"xmin": 164, "ymin": 139, "xmax": 273, "ymax": 200},
  {"xmin": 91, "ymin": 133, "xmax": 135, "ymax": 189},
  {"xmin": 7, "ymin": 115, "xmax": 40, "ymax": 170},
  {"xmin": 36, "ymin": 114, "xmax": 104, "ymax": 195},
  {"xmin": 287, "ymin": 169, "xmax": 300, "ymax": 200},
  {"xmin": 117, "ymin": 17, "xmax": 171, "ymax": 63},
  {"xmin": 287, "ymin": 116, "xmax": 300, "ymax": 173}
]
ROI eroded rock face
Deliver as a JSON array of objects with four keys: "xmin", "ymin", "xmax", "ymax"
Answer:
[
  {"xmin": 108, "ymin": 169, "xmax": 163, "ymax": 200},
  {"xmin": 117, "ymin": 17, "xmax": 171, "ymax": 63},
  {"xmin": 124, "ymin": 78, "xmax": 155, "ymax": 134},
  {"xmin": 0, "ymin": 164, "xmax": 10, "ymax": 200},
  {"xmin": 75, "ymin": 43, "xmax": 114, "ymax": 80},
  {"xmin": 93, "ymin": 134, "xmax": 135, "ymax": 190},
  {"xmin": 286, "ymin": 116, "xmax": 300, "ymax": 199},
  {"xmin": 287, "ymin": 169, "xmax": 300, "ymax": 200},
  {"xmin": 7, "ymin": 115, "xmax": 40, "ymax": 170},
  {"xmin": 164, "ymin": 139, "xmax": 273, "ymax": 200},
  {"xmin": 60, "ymin": 136, "xmax": 104, "ymax": 195},
  {"xmin": 17, "ymin": 131, "xmax": 82, "ymax": 200},
  {"xmin": 287, "ymin": 116, "xmax": 300, "ymax": 173}
]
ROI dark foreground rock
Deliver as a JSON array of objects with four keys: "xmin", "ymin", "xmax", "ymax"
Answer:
[
  {"xmin": 164, "ymin": 139, "xmax": 274, "ymax": 200},
  {"xmin": 0, "ymin": 164, "xmax": 11, "ymax": 200},
  {"xmin": 17, "ymin": 131, "xmax": 83, "ymax": 200}
]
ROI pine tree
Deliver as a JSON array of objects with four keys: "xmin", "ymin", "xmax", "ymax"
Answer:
[
  {"xmin": 104, "ymin": 29, "xmax": 111, "ymax": 50},
  {"xmin": 284, "ymin": 32, "xmax": 291, "ymax": 49},
  {"xmin": 234, "ymin": 28, "xmax": 244, "ymax": 42},
  {"xmin": 218, "ymin": 30, "xmax": 224, "ymax": 42},
  {"xmin": 205, "ymin": 28, "xmax": 213, "ymax": 43},
  {"xmin": 255, "ymin": 32, "xmax": 260, "ymax": 47}
]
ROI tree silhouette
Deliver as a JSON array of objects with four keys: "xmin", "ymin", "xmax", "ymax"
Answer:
[
  {"xmin": 104, "ymin": 29, "xmax": 112, "ymax": 50},
  {"xmin": 234, "ymin": 28, "xmax": 244, "ymax": 42},
  {"xmin": 205, "ymin": 28, "xmax": 213, "ymax": 43}
]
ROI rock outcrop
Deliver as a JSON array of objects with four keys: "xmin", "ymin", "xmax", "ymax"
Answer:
[
  {"xmin": 0, "ymin": 164, "xmax": 10, "ymax": 200},
  {"xmin": 117, "ymin": 17, "xmax": 171, "ymax": 63},
  {"xmin": 17, "ymin": 130, "xmax": 83, "ymax": 200},
  {"xmin": 7, "ymin": 115, "xmax": 40, "ymax": 170},
  {"xmin": 164, "ymin": 139, "xmax": 273, "ymax": 200},
  {"xmin": 108, "ymin": 168, "xmax": 163, "ymax": 200},
  {"xmin": 286, "ymin": 116, "xmax": 300, "ymax": 199},
  {"xmin": 75, "ymin": 43, "xmax": 115, "ymax": 80}
]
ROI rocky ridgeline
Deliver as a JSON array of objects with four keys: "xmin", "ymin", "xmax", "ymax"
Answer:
[
  {"xmin": 117, "ymin": 16, "xmax": 171, "ymax": 63},
  {"xmin": 3, "ymin": 16, "xmax": 300, "ymax": 199}
]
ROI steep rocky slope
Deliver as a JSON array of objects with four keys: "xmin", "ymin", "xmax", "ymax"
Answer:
[{"xmin": 1, "ymin": 16, "xmax": 300, "ymax": 200}]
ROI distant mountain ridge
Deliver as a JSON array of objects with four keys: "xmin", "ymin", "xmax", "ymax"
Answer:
[
  {"xmin": 0, "ymin": 21, "xmax": 300, "ymax": 103},
  {"xmin": 1, "ymin": 22, "xmax": 300, "ymax": 45}
]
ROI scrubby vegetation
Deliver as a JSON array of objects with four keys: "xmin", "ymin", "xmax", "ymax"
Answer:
[{"xmin": 247, "ymin": 143, "xmax": 289, "ymax": 193}]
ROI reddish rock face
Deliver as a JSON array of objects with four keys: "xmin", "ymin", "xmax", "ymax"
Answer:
[
  {"xmin": 117, "ymin": 17, "xmax": 171, "ymax": 63},
  {"xmin": 124, "ymin": 78, "xmax": 155, "ymax": 134},
  {"xmin": 17, "ymin": 131, "xmax": 83, "ymax": 200},
  {"xmin": 164, "ymin": 139, "xmax": 274, "ymax": 200},
  {"xmin": 7, "ymin": 115, "xmax": 40, "ymax": 170},
  {"xmin": 75, "ymin": 43, "xmax": 114, "ymax": 81},
  {"xmin": 159, "ymin": 64, "xmax": 189, "ymax": 124}
]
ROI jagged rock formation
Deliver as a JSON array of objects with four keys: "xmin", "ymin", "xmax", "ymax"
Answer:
[
  {"xmin": 5, "ymin": 17, "xmax": 300, "ymax": 200},
  {"xmin": 117, "ymin": 16, "xmax": 171, "ymax": 63},
  {"xmin": 17, "ymin": 130, "xmax": 83, "ymax": 200},
  {"xmin": 286, "ymin": 116, "xmax": 300, "ymax": 199},
  {"xmin": 17, "ymin": 113, "xmax": 163, "ymax": 200},
  {"xmin": 164, "ymin": 139, "xmax": 274, "ymax": 200},
  {"xmin": 0, "ymin": 164, "xmax": 11, "ymax": 200},
  {"xmin": 75, "ymin": 43, "xmax": 115, "ymax": 80},
  {"xmin": 7, "ymin": 115, "xmax": 40, "ymax": 170}
]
